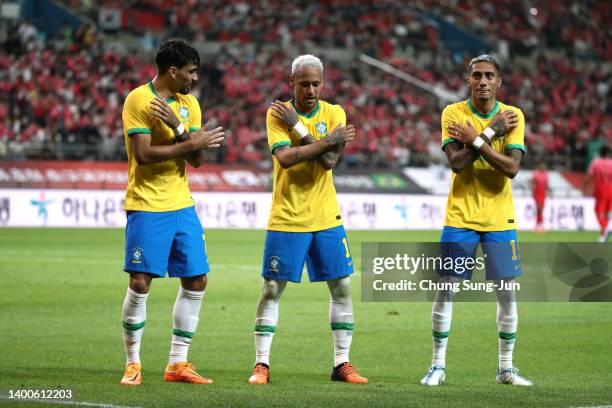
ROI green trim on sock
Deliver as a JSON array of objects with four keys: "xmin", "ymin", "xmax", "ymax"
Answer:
[
  {"xmin": 123, "ymin": 321, "xmax": 145, "ymax": 331},
  {"xmin": 432, "ymin": 330, "xmax": 449, "ymax": 339},
  {"xmin": 173, "ymin": 328, "xmax": 195, "ymax": 339},
  {"xmin": 331, "ymin": 322, "xmax": 354, "ymax": 331},
  {"xmin": 254, "ymin": 325, "xmax": 276, "ymax": 333},
  {"xmin": 499, "ymin": 331, "xmax": 516, "ymax": 340}
]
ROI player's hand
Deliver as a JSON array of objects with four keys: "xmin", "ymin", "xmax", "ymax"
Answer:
[
  {"xmin": 269, "ymin": 100, "xmax": 299, "ymax": 127},
  {"xmin": 149, "ymin": 97, "xmax": 181, "ymax": 129},
  {"xmin": 448, "ymin": 120, "xmax": 479, "ymax": 144},
  {"xmin": 489, "ymin": 110, "xmax": 519, "ymax": 136},
  {"xmin": 325, "ymin": 125, "xmax": 355, "ymax": 147},
  {"xmin": 189, "ymin": 123, "xmax": 225, "ymax": 150}
]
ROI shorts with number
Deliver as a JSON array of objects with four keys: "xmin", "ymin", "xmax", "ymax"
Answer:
[
  {"xmin": 124, "ymin": 206, "xmax": 210, "ymax": 278},
  {"xmin": 439, "ymin": 226, "xmax": 521, "ymax": 280},
  {"xmin": 261, "ymin": 225, "xmax": 354, "ymax": 283}
]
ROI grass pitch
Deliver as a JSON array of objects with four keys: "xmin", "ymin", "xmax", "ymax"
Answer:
[{"xmin": 0, "ymin": 228, "xmax": 611, "ymax": 407}]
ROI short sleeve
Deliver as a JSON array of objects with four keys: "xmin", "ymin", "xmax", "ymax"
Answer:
[
  {"xmin": 188, "ymin": 95, "xmax": 202, "ymax": 132},
  {"xmin": 503, "ymin": 108, "xmax": 526, "ymax": 154},
  {"xmin": 267, "ymin": 107, "xmax": 291, "ymax": 153},
  {"xmin": 441, "ymin": 105, "xmax": 460, "ymax": 150},
  {"xmin": 329, "ymin": 105, "xmax": 347, "ymax": 132},
  {"xmin": 122, "ymin": 91, "xmax": 152, "ymax": 136}
]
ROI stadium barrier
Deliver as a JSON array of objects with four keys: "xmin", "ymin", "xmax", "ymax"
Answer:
[{"xmin": 1, "ymin": 188, "xmax": 598, "ymax": 231}]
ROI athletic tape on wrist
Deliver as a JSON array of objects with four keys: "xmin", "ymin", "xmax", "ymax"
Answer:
[
  {"xmin": 483, "ymin": 127, "xmax": 495, "ymax": 140},
  {"xmin": 175, "ymin": 123, "xmax": 185, "ymax": 136},
  {"xmin": 293, "ymin": 122, "xmax": 309, "ymax": 138},
  {"xmin": 472, "ymin": 136, "xmax": 485, "ymax": 149}
]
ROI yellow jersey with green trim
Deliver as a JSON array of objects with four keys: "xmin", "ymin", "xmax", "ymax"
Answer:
[
  {"xmin": 122, "ymin": 82, "xmax": 202, "ymax": 212},
  {"xmin": 266, "ymin": 100, "xmax": 345, "ymax": 232},
  {"xmin": 441, "ymin": 99, "xmax": 526, "ymax": 231}
]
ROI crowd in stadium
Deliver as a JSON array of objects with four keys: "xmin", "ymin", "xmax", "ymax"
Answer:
[{"xmin": 0, "ymin": 0, "xmax": 609, "ymax": 170}]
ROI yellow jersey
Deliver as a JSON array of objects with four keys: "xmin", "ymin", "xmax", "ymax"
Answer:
[
  {"xmin": 122, "ymin": 82, "xmax": 202, "ymax": 212},
  {"xmin": 267, "ymin": 100, "xmax": 345, "ymax": 232},
  {"xmin": 441, "ymin": 99, "xmax": 525, "ymax": 231}
]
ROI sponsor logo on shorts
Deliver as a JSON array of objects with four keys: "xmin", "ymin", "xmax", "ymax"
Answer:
[
  {"xmin": 131, "ymin": 246, "xmax": 143, "ymax": 264},
  {"xmin": 270, "ymin": 256, "xmax": 280, "ymax": 273}
]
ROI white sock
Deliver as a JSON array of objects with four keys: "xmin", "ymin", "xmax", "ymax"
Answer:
[
  {"xmin": 169, "ymin": 287, "xmax": 204, "ymax": 365},
  {"xmin": 254, "ymin": 279, "xmax": 286, "ymax": 366},
  {"xmin": 122, "ymin": 287, "xmax": 148, "ymax": 365},
  {"xmin": 496, "ymin": 286, "xmax": 518, "ymax": 370},
  {"xmin": 431, "ymin": 294, "xmax": 453, "ymax": 368},
  {"xmin": 328, "ymin": 277, "xmax": 354, "ymax": 367},
  {"xmin": 431, "ymin": 276, "xmax": 458, "ymax": 367}
]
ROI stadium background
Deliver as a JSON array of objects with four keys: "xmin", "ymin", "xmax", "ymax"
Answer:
[{"xmin": 0, "ymin": 0, "xmax": 611, "ymax": 407}]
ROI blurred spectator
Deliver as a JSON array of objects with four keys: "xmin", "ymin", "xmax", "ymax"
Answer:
[{"xmin": 2, "ymin": 1, "xmax": 610, "ymax": 169}]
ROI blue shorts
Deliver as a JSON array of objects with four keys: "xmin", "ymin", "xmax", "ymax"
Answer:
[
  {"xmin": 124, "ymin": 206, "xmax": 210, "ymax": 278},
  {"xmin": 262, "ymin": 225, "xmax": 354, "ymax": 283},
  {"xmin": 439, "ymin": 226, "xmax": 522, "ymax": 280}
]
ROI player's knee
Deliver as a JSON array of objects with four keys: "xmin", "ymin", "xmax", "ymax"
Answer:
[
  {"xmin": 181, "ymin": 274, "xmax": 207, "ymax": 292},
  {"xmin": 329, "ymin": 277, "xmax": 351, "ymax": 301},
  {"xmin": 198, "ymin": 274, "xmax": 208, "ymax": 291},
  {"xmin": 129, "ymin": 274, "xmax": 151, "ymax": 294},
  {"xmin": 261, "ymin": 279, "xmax": 283, "ymax": 302},
  {"xmin": 495, "ymin": 283, "xmax": 516, "ymax": 303}
]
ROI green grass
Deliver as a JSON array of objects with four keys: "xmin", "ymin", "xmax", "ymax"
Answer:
[{"xmin": 0, "ymin": 229, "xmax": 611, "ymax": 407}]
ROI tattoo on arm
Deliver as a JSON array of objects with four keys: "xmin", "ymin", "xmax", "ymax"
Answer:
[
  {"xmin": 175, "ymin": 132, "xmax": 189, "ymax": 144},
  {"xmin": 324, "ymin": 135, "xmax": 341, "ymax": 146},
  {"xmin": 295, "ymin": 146, "xmax": 301, "ymax": 161},
  {"xmin": 510, "ymin": 149, "xmax": 523, "ymax": 167},
  {"xmin": 489, "ymin": 119, "xmax": 503, "ymax": 135},
  {"xmin": 453, "ymin": 146, "xmax": 480, "ymax": 170}
]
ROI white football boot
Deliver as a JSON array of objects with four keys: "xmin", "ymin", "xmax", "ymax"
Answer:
[
  {"xmin": 420, "ymin": 365, "xmax": 446, "ymax": 386},
  {"xmin": 496, "ymin": 367, "xmax": 533, "ymax": 386}
]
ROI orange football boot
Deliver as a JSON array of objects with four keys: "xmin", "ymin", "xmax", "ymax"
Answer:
[
  {"xmin": 331, "ymin": 362, "xmax": 368, "ymax": 384},
  {"xmin": 248, "ymin": 363, "xmax": 270, "ymax": 384},
  {"xmin": 120, "ymin": 363, "xmax": 142, "ymax": 385},
  {"xmin": 164, "ymin": 362, "xmax": 213, "ymax": 384}
]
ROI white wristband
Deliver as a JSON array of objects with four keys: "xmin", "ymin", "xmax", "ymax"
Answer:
[
  {"xmin": 293, "ymin": 121, "xmax": 309, "ymax": 138},
  {"xmin": 483, "ymin": 127, "xmax": 495, "ymax": 140},
  {"xmin": 174, "ymin": 123, "xmax": 185, "ymax": 136},
  {"xmin": 472, "ymin": 136, "xmax": 485, "ymax": 149}
]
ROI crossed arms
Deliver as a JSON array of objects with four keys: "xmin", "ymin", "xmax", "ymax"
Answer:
[{"xmin": 443, "ymin": 110, "xmax": 523, "ymax": 179}]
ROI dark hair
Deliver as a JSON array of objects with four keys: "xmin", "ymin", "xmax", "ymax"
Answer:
[
  {"xmin": 155, "ymin": 38, "xmax": 200, "ymax": 74},
  {"xmin": 468, "ymin": 54, "xmax": 501, "ymax": 76},
  {"xmin": 601, "ymin": 145, "xmax": 610, "ymax": 157}
]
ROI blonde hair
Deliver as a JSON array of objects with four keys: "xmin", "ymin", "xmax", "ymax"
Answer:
[{"xmin": 291, "ymin": 54, "xmax": 323, "ymax": 76}]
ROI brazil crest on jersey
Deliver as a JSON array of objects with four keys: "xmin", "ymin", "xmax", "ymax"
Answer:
[
  {"xmin": 266, "ymin": 100, "xmax": 345, "ymax": 232},
  {"xmin": 122, "ymin": 82, "xmax": 202, "ymax": 212},
  {"xmin": 441, "ymin": 99, "xmax": 526, "ymax": 231}
]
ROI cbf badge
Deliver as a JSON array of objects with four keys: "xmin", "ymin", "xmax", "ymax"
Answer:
[
  {"xmin": 131, "ymin": 246, "xmax": 143, "ymax": 264},
  {"xmin": 270, "ymin": 256, "xmax": 280, "ymax": 273},
  {"xmin": 179, "ymin": 106, "xmax": 189, "ymax": 119},
  {"xmin": 315, "ymin": 122, "xmax": 327, "ymax": 136}
]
